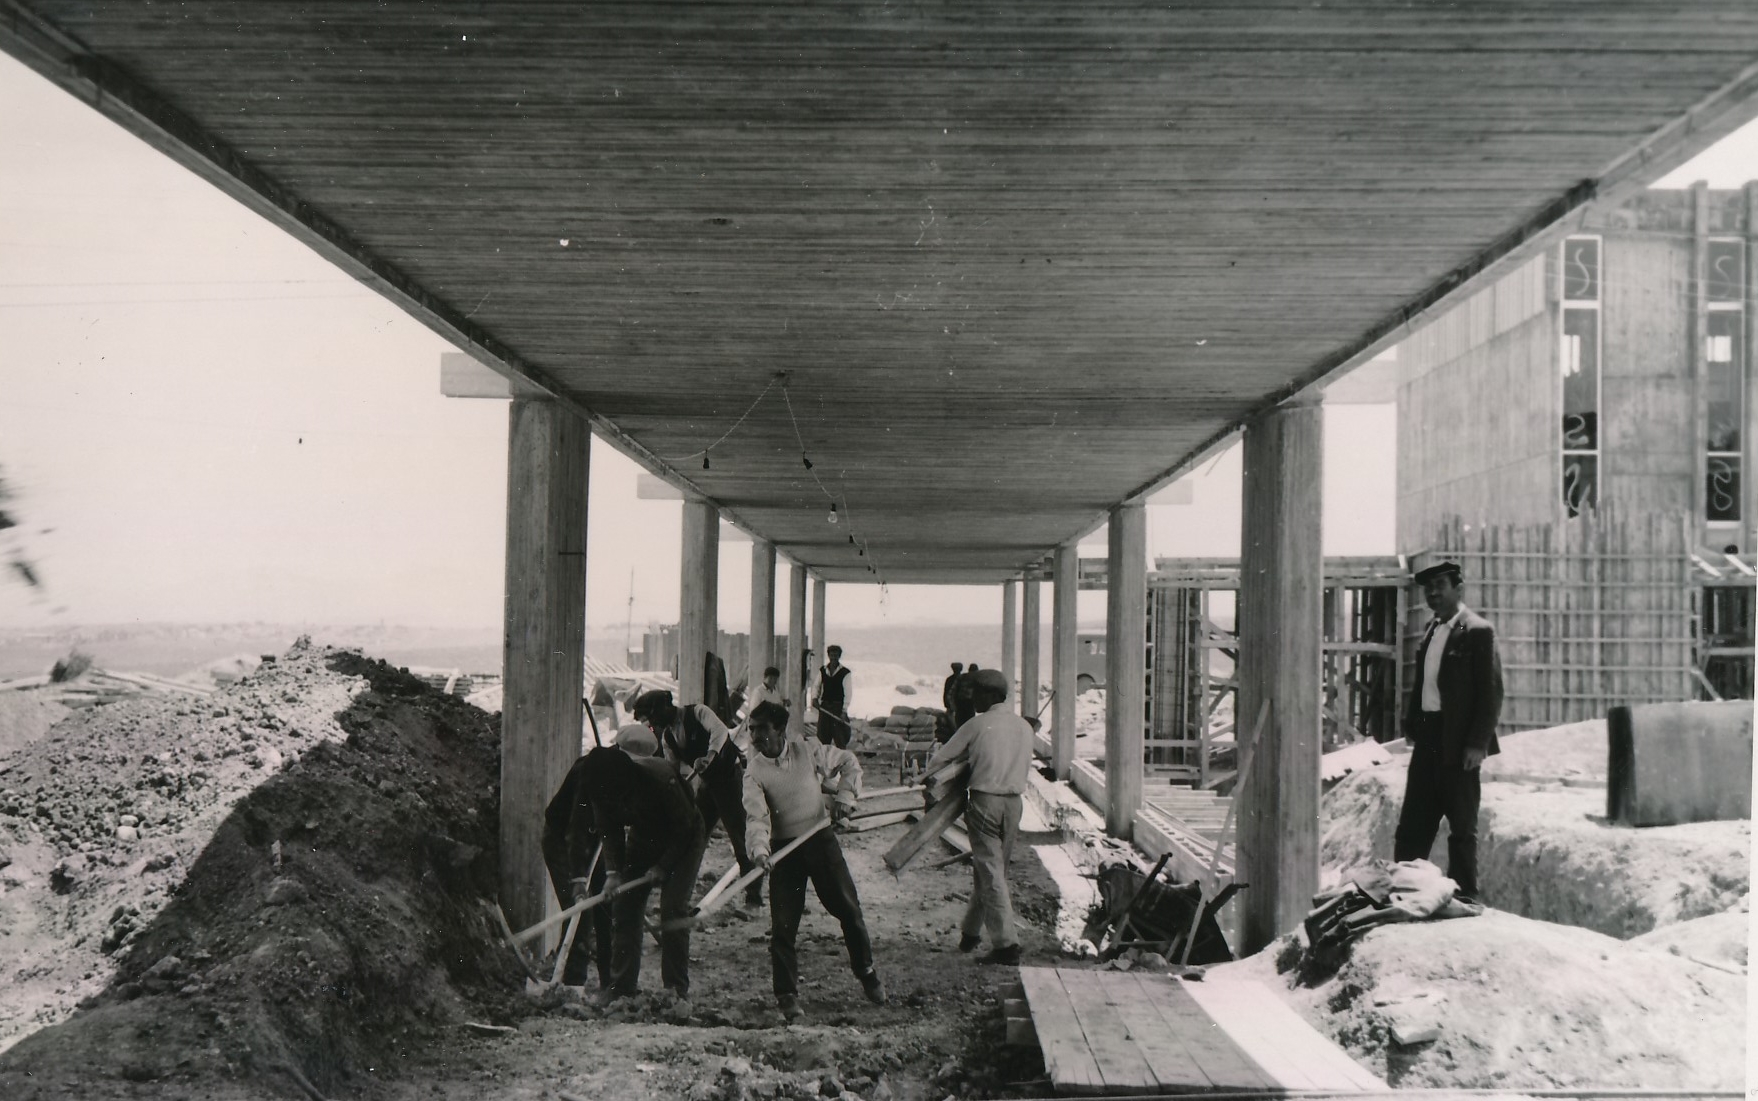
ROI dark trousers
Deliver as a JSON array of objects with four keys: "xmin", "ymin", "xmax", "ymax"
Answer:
[
  {"xmin": 816, "ymin": 707, "xmax": 851, "ymax": 749},
  {"xmin": 609, "ymin": 826, "xmax": 707, "ymax": 996},
  {"xmin": 697, "ymin": 755, "xmax": 759, "ymax": 899},
  {"xmin": 768, "ymin": 830, "xmax": 874, "ymax": 999},
  {"xmin": 1394, "ymin": 713, "xmax": 1483, "ymax": 897},
  {"xmin": 540, "ymin": 834, "xmax": 611, "ymax": 987}
]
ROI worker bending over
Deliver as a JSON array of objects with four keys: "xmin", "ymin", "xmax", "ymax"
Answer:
[
  {"xmin": 926, "ymin": 668, "xmax": 1032, "ymax": 965},
  {"xmin": 741, "ymin": 700, "xmax": 886, "ymax": 1020},
  {"xmin": 541, "ymin": 749, "xmax": 618, "ymax": 988},
  {"xmin": 580, "ymin": 733, "xmax": 707, "ymax": 1000},
  {"xmin": 631, "ymin": 688, "xmax": 761, "ymax": 908}
]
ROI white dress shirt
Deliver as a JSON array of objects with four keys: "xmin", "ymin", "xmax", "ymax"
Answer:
[{"xmin": 1420, "ymin": 605, "xmax": 1469, "ymax": 713}]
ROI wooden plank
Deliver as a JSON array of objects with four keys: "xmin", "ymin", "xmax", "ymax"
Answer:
[
  {"xmin": 1181, "ymin": 979, "xmax": 1386, "ymax": 1091},
  {"xmin": 842, "ymin": 810, "xmax": 912, "ymax": 832},
  {"xmin": 1108, "ymin": 972, "xmax": 1216, "ymax": 1092},
  {"xmin": 1136, "ymin": 977, "xmax": 1277, "ymax": 1092},
  {"xmin": 882, "ymin": 790, "xmax": 966, "ymax": 873},
  {"xmin": 1017, "ymin": 967, "xmax": 1105, "ymax": 1095},
  {"xmin": 1054, "ymin": 969, "xmax": 1159, "ymax": 1094}
]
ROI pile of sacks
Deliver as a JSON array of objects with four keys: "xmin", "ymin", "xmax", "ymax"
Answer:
[{"xmin": 869, "ymin": 706, "xmax": 944, "ymax": 741}]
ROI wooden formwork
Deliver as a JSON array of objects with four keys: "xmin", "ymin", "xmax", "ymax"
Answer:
[
  {"xmin": 1146, "ymin": 557, "xmax": 1409, "ymax": 785},
  {"xmin": 1414, "ymin": 510, "xmax": 1754, "ymax": 732}
]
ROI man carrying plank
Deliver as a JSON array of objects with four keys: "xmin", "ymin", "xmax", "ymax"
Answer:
[
  {"xmin": 580, "ymin": 741, "xmax": 707, "ymax": 1000},
  {"xmin": 926, "ymin": 667, "xmax": 1032, "ymax": 965},
  {"xmin": 741, "ymin": 700, "xmax": 885, "ymax": 1020}
]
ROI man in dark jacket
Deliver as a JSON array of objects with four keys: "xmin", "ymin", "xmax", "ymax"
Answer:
[
  {"xmin": 580, "ymin": 744, "xmax": 707, "ymax": 998},
  {"xmin": 938, "ymin": 662, "xmax": 965, "ymax": 742},
  {"xmin": 953, "ymin": 661, "xmax": 981, "ymax": 728},
  {"xmin": 1394, "ymin": 561, "xmax": 1504, "ymax": 901},
  {"xmin": 541, "ymin": 753, "xmax": 613, "ymax": 988},
  {"xmin": 631, "ymin": 687, "xmax": 760, "ymax": 907}
]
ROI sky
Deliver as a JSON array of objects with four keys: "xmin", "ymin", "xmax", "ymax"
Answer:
[{"xmin": 2, "ymin": 51, "xmax": 1754, "ymax": 634}]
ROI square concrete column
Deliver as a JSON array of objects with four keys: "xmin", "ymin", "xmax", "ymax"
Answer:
[
  {"xmin": 1000, "ymin": 579, "xmax": 1019, "ymax": 698},
  {"xmin": 500, "ymin": 398, "xmax": 590, "ymax": 931},
  {"xmin": 1104, "ymin": 501, "xmax": 1147, "ymax": 838},
  {"xmin": 1051, "ymin": 544, "xmax": 1079, "ymax": 780},
  {"xmin": 1021, "ymin": 580, "xmax": 1042, "ymax": 722},
  {"xmin": 749, "ymin": 539, "xmax": 777, "ymax": 693},
  {"xmin": 787, "ymin": 562, "xmax": 809, "ymax": 722},
  {"xmin": 1236, "ymin": 395, "xmax": 1324, "ymax": 955},
  {"xmin": 678, "ymin": 499, "xmax": 719, "ymax": 707},
  {"xmin": 811, "ymin": 576, "xmax": 828, "ymax": 693}
]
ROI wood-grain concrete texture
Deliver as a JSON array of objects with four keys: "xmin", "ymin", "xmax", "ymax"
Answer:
[{"xmin": 6, "ymin": 2, "xmax": 1758, "ymax": 580}]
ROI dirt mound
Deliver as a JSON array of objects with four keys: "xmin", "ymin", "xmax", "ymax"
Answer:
[
  {"xmin": 1630, "ymin": 898, "xmax": 1750, "ymax": 973},
  {"xmin": 1480, "ymin": 718, "xmax": 1608, "ymax": 784},
  {"xmin": 1217, "ymin": 910, "xmax": 1746, "ymax": 1089},
  {"xmin": 1323, "ymin": 762, "xmax": 1748, "ymax": 937},
  {"xmin": 0, "ymin": 642, "xmax": 521, "ymax": 1097}
]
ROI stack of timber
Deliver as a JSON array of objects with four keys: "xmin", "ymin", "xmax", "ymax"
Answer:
[
  {"xmin": 1135, "ymin": 786, "xmax": 1235, "ymax": 884},
  {"xmin": 839, "ymin": 784, "xmax": 927, "ymax": 832},
  {"xmin": 2, "ymin": 668, "xmax": 216, "ymax": 709},
  {"xmin": 1009, "ymin": 967, "xmax": 1387, "ymax": 1095}
]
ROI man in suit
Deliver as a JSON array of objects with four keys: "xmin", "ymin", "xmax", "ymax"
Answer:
[{"xmin": 1394, "ymin": 561, "xmax": 1504, "ymax": 901}]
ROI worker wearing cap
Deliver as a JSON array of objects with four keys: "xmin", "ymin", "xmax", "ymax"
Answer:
[
  {"xmin": 741, "ymin": 700, "xmax": 883, "ymax": 1020},
  {"xmin": 926, "ymin": 667, "xmax": 1033, "ymax": 965},
  {"xmin": 579, "ymin": 739, "xmax": 707, "ymax": 999},
  {"xmin": 631, "ymin": 688, "xmax": 762, "ymax": 908},
  {"xmin": 1395, "ymin": 561, "xmax": 1504, "ymax": 902},
  {"xmin": 813, "ymin": 645, "xmax": 854, "ymax": 749}
]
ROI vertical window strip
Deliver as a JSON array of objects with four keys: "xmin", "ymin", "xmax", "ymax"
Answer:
[
  {"xmin": 1561, "ymin": 236, "xmax": 1602, "ymax": 518},
  {"xmin": 1706, "ymin": 238, "xmax": 1745, "ymax": 523}
]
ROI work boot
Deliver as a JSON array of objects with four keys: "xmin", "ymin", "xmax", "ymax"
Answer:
[
  {"xmin": 744, "ymin": 883, "xmax": 765, "ymax": 908},
  {"xmin": 859, "ymin": 969, "xmax": 888, "ymax": 1006},
  {"xmin": 776, "ymin": 995, "xmax": 803, "ymax": 1022},
  {"xmin": 979, "ymin": 944, "xmax": 1022, "ymax": 966},
  {"xmin": 958, "ymin": 933, "xmax": 982, "ymax": 953}
]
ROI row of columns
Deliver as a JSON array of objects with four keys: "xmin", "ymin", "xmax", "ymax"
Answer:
[{"xmin": 501, "ymin": 393, "xmax": 1323, "ymax": 953}]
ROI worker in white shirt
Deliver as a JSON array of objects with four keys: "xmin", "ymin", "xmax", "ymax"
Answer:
[
  {"xmin": 741, "ymin": 700, "xmax": 884, "ymax": 1020},
  {"xmin": 742, "ymin": 665, "xmax": 786, "ymax": 721},
  {"xmin": 925, "ymin": 667, "xmax": 1033, "ymax": 965}
]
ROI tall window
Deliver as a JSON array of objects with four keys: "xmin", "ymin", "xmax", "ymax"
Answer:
[
  {"xmin": 1561, "ymin": 236, "xmax": 1601, "ymax": 517},
  {"xmin": 1705, "ymin": 238, "xmax": 1744, "ymax": 524}
]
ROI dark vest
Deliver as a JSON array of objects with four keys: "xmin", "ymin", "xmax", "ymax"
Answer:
[
  {"xmin": 819, "ymin": 664, "xmax": 850, "ymax": 712},
  {"xmin": 666, "ymin": 706, "xmax": 714, "ymax": 763}
]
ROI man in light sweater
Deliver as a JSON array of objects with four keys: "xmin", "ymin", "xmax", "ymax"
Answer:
[
  {"xmin": 926, "ymin": 667, "xmax": 1033, "ymax": 965},
  {"xmin": 741, "ymin": 700, "xmax": 885, "ymax": 1020}
]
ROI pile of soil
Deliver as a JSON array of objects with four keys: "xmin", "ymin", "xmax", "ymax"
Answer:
[
  {"xmin": 0, "ymin": 690, "xmax": 69, "ymax": 757},
  {"xmin": 1217, "ymin": 909, "xmax": 1746, "ymax": 1089},
  {"xmin": 0, "ymin": 642, "xmax": 520, "ymax": 1097},
  {"xmin": 1323, "ymin": 760, "xmax": 1748, "ymax": 938}
]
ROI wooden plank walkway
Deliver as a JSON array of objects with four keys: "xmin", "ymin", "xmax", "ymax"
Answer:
[{"xmin": 1016, "ymin": 967, "xmax": 1386, "ymax": 1095}]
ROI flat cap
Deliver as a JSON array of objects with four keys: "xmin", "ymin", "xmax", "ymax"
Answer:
[
  {"xmin": 1413, "ymin": 561, "xmax": 1464, "ymax": 586},
  {"xmin": 615, "ymin": 723, "xmax": 659, "ymax": 757},
  {"xmin": 970, "ymin": 668, "xmax": 1009, "ymax": 697}
]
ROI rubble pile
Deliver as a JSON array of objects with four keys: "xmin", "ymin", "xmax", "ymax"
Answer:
[{"xmin": 0, "ymin": 642, "xmax": 521, "ymax": 1096}]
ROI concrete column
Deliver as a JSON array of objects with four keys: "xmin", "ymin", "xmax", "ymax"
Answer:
[
  {"xmin": 749, "ymin": 540, "xmax": 777, "ymax": 693},
  {"xmin": 678, "ymin": 499, "xmax": 719, "ymax": 707},
  {"xmin": 811, "ymin": 577, "xmax": 828, "ymax": 693},
  {"xmin": 500, "ymin": 398, "xmax": 590, "ymax": 931},
  {"xmin": 1000, "ymin": 579, "xmax": 1019, "ymax": 699},
  {"xmin": 1104, "ymin": 502, "xmax": 1147, "ymax": 838},
  {"xmin": 1051, "ymin": 544, "xmax": 1079, "ymax": 780},
  {"xmin": 787, "ymin": 562, "xmax": 809, "ymax": 723},
  {"xmin": 1021, "ymin": 580, "xmax": 1042, "ymax": 723},
  {"xmin": 1236, "ymin": 395, "xmax": 1324, "ymax": 955}
]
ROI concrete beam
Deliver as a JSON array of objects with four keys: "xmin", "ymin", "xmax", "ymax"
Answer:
[
  {"xmin": 1104, "ymin": 502, "xmax": 1147, "ymax": 838},
  {"xmin": 500, "ymin": 398, "xmax": 590, "ymax": 931},
  {"xmin": 1236, "ymin": 396, "xmax": 1324, "ymax": 955},
  {"xmin": 749, "ymin": 539, "xmax": 777, "ymax": 694},
  {"xmin": 1051, "ymin": 544, "xmax": 1079, "ymax": 781},
  {"xmin": 811, "ymin": 577, "xmax": 828, "ymax": 688},
  {"xmin": 1021, "ymin": 579, "xmax": 1042, "ymax": 724},
  {"xmin": 679, "ymin": 499, "xmax": 720, "ymax": 707}
]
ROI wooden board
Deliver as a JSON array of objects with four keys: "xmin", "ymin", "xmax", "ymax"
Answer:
[
  {"xmin": 882, "ymin": 790, "xmax": 966, "ymax": 873},
  {"xmin": 1181, "ymin": 979, "xmax": 1389, "ymax": 1092},
  {"xmin": 1017, "ymin": 968, "xmax": 1384, "ymax": 1095}
]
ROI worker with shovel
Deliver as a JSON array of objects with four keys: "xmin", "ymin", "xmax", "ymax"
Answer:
[
  {"xmin": 580, "ymin": 740, "xmax": 707, "ymax": 1001},
  {"xmin": 741, "ymin": 700, "xmax": 885, "ymax": 1021},
  {"xmin": 632, "ymin": 688, "xmax": 763, "ymax": 909}
]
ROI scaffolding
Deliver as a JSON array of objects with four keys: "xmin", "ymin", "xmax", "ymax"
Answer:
[{"xmin": 1146, "ymin": 557, "xmax": 1409, "ymax": 787}]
